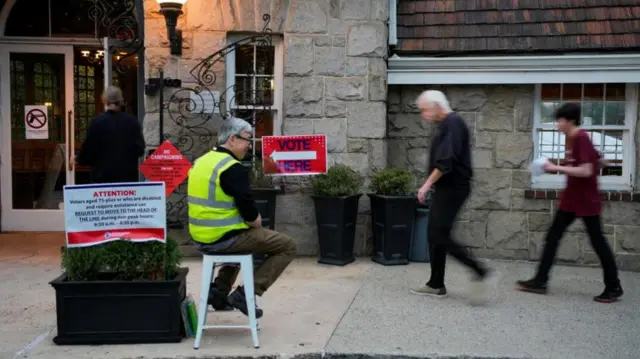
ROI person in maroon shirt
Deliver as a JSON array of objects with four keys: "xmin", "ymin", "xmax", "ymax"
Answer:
[{"xmin": 516, "ymin": 103, "xmax": 623, "ymax": 303}]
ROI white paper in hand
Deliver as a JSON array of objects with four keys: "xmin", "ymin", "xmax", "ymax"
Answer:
[{"xmin": 529, "ymin": 157, "xmax": 548, "ymax": 177}]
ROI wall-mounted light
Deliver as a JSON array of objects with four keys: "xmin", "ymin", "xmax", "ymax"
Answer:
[
  {"xmin": 80, "ymin": 49, "xmax": 105, "ymax": 64},
  {"xmin": 157, "ymin": 0, "xmax": 187, "ymax": 56}
]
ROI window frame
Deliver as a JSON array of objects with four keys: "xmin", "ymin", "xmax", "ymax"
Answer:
[
  {"xmin": 531, "ymin": 83, "xmax": 638, "ymax": 191},
  {"xmin": 224, "ymin": 33, "xmax": 283, "ymax": 162}
]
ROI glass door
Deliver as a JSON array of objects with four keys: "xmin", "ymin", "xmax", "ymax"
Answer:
[{"xmin": 0, "ymin": 45, "xmax": 75, "ymax": 231}]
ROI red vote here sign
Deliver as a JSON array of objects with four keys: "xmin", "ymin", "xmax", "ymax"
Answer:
[{"xmin": 261, "ymin": 135, "xmax": 327, "ymax": 175}]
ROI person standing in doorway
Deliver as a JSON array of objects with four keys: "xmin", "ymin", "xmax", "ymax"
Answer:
[
  {"xmin": 516, "ymin": 103, "xmax": 623, "ymax": 303},
  {"xmin": 410, "ymin": 90, "xmax": 494, "ymax": 304},
  {"xmin": 75, "ymin": 86, "xmax": 145, "ymax": 183}
]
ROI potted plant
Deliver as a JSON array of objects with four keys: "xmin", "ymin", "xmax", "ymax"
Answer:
[
  {"xmin": 368, "ymin": 168, "xmax": 416, "ymax": 266},
  {"xmin": 248, "ymin": 158, "xmax": 281, "ymax": 267},
  {"xmin": 249, "ymin": 158, "xmax": 280, "ymax": 230},
  {"xmin": 50, "ymin": 237, "xmax": 187, "ymax": 345},
  {"xmin": 310, "ymin": 164, "xmax": 365, "ymax": 266}
]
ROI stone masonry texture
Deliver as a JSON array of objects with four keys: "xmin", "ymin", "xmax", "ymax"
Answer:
[
  {"xmin": 388, "ymin": 84, "xmax": 640, "ymax": 271},
  {"xmin": 143, "ymin": 0, "xmax": 388, "ymax": 256}
]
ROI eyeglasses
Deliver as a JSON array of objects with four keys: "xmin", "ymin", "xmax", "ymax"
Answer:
[{"xmin": 234, "ymin": 134, "xmax": 253, "ymax": 143}]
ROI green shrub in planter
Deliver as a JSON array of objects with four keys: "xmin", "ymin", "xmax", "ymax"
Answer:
[
  {"xmin": 369, "ymin": 168, "xmax": 413, "ymax": 196},
  {"xmin": 311, "ymin": 164, "xmax": 364, "ymax": 197},
  {"xmin": 60, "ymin": 237, "xmax": 183, "ymax": 281},
  {"xmin": 51, "ymin": 237, "xmax": 188, "ymax": 345},
  {"xmin": 368, "ymin": 168, "xmax": 417, "ymax": 265},
  {"xmin": 311, "ymin": 164, "xmax": 364, "ymax": 266}
]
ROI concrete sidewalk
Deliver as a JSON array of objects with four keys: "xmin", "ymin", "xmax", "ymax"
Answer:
[{"xmin": 2, "ymin": 249, "xmax": 638, "ymax": 359}]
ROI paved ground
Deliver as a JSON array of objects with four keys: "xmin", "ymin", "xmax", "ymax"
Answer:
[{"xmin": 2, "ymin": 233, "xmax": 639, "ymax": 359}]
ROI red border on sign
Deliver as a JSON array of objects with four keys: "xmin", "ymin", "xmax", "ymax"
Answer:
[
  {"xmin": 261, "ymin": 135, "xmax": 328, "ymax": 176},
  {"xmin": 67, "ymin": 228, "xmax": 166, "ymax": 246}
]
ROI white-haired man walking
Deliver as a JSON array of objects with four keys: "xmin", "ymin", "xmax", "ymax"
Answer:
[
  {"xmin": 187, "ymin": 117, "xmax": 297, "ymax": 318},
  {"xmin": 411, "ymin": 90, "xmax": 494, "ymax": 304}
]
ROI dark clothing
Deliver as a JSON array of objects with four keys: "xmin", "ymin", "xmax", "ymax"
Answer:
[
  {"xmin": 76, "ymin": 110, "xmax": 145, "ymax": 183},
  {"xmin": 559, "ymin": 129, "xmax": 602, "ymax": 216},
  {"xmin": 428, "ymin": 112, "xmax": 473, "ymax": 189},
  {"xmin": 427, "ymin": 187, "xmax": 486, "ymax": 288},
  {"xmin": 535, "ymin": 210, "xmax": 619, "ymax": 289},
  {"xmin": 211, "ymin": 146, "xmax": 259, "ymax": 245}
]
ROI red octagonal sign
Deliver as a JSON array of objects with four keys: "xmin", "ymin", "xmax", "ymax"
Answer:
[{"xmin": 139, "ymin": 141, "xmax": 192, "ymax": 196}]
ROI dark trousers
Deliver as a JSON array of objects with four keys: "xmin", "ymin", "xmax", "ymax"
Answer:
[
  {"xmin": 535, "ymin": 210, "xmax": 620, "ymax": 288},
  {"xmin": 427, "ymin": 186, "xmax": 486, "ymax": 288}
]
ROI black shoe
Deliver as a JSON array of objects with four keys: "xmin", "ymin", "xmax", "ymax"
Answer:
[
  {"xmin": 208, "ymin": 285, "xmax": 233, "ymax": 311},
  {"xmin": 228, "ymin": 286, "xmax": 263, "ymax": 319},
  {"xmin": 594, "ymin": 286, "xmax": 623, "ymax": 303},
  {"xmin": 516, "ymin": 278, "xmax": 548, "ymax": 294}
]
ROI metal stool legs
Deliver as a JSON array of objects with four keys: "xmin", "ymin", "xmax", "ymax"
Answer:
[{"xmin": 193, "ymin": 254, "xmax": 260, "ymax": 349}]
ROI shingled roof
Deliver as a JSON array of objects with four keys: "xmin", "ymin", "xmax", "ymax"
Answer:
[{"xmin": 395, "ymin": 0, "xmax": 640, "ymax": 56}]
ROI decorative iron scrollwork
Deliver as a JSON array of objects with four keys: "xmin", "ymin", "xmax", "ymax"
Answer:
[
  {"xmin": 88, "ymin": 0, "xmax": 143, "ymax": 74},
  {"xmin": 158, "ymin": 14, "xmax": 275, "ymax": 228}
]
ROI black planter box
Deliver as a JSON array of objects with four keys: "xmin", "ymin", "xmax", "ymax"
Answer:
[
  {"xmin": 251, "ymin": 187, "xmax": 279, "ymax": 230},
  {"xmin": 312, "ymin": 194, "xmax": 361, "ymax": 266},
  {"xmin": 251, "ymin": 187, "xmax": 280, "ymax": 267},
  {"xmin": 50, "ymin": 267, "xmax": 189, "ymax": 345},
  {"xmin": 368, "ymin": 194, "xmax": 417, "ymax": 266}
]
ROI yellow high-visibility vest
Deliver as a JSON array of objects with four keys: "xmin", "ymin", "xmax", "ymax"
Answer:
[{"xmin": 187, "ymin": 150, "xmax": 249, "ymax": 244}]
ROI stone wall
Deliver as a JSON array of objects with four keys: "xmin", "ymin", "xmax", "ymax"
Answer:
[
  {"xmin": 388, "ymin": 85, "xmax": 640, "ymax": 271},
  {"xmin": 143, "ymin": 0, "xmax": 389, "ymax": 255}
]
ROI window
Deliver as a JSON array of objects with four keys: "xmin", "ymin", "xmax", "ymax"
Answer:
[
  {"xmin": 3, "ymin": 0, "xmax": 139, "ymax": 38},
  {"xmin": 225, "ymin": 34, "xmax": 283, "ymax": 164},
  {"xmin": 532, "ymin": 83, "xmax": 638, "ymax": 190}
]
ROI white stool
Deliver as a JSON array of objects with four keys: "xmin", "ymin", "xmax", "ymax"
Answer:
[{"xmin": 194, "ymin": 254, "xmax": 260, "ymax": 349}]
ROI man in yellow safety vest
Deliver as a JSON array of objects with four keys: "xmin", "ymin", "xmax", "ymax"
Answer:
[{"xmin": 188, "ymin": 117, "xmax": 297, "ymax": 318}]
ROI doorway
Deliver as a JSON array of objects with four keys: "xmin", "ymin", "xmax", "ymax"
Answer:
[{"xmin": 0, "ymin": 44, "xmax": 139, "ymax": 231}]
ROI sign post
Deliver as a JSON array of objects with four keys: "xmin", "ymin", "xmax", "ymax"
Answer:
[
  {"xmin": 261, "ymin": 135, "xmax": 327, "ymax": 176},
  {"xmin": 24, "ymin": 105, "xmax": 49, "ymax": 139},
  {"xmin": 139, "ymin": 140, "xmax": 193, "ymax": 196},
  {"xmin": 63, "ymin": 182, "xmax": 167, "ymax": 248}
]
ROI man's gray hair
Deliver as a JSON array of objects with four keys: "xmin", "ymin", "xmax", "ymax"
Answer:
[
  {"xmin": 416, "ymin": 90, "xmax": 452, "ymax": 112},
  {"xmin": 102, "ymin": 86, "xmax": 124, "ymax": 106},
  {"xmin": 218, "ymin": 117, "xmax": 253, "ymax": 144}
]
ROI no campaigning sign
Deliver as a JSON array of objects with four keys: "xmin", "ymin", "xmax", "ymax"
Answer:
[{"xmin": 139, "ymin": 141, "xmax": 192, "ymax": 195}]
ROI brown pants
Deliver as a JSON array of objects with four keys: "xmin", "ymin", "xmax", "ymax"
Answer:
[{"xmin": 209, "ymin": 228, "xmax": 297, "ymax": 296}]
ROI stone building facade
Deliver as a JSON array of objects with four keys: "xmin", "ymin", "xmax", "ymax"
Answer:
[
  {"xmin": 389, "ymin": 85, "xmax": 640, "ymax": 271},
  {"xmin": 142, "ymin": 0, "xmax": 640, "ymax": 271},
  {"xmin": 385, "ymin": 0, "xmax": 640, "ymax": 271},
  {"xmin": 143, "ymin": 0, "xmax": 389, "ymax": 256}
]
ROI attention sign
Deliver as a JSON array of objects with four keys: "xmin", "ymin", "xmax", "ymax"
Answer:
[
  {"xmin": 261, "ymin": 135, "xmax": 327, "ymax": 175},
  {"xmin": 139, "ymin": 141, "xmax": 193, "ymax": 196},
  {"xmin": 63, "ymin": 182, "xmax": 166, "ymax": 248}
]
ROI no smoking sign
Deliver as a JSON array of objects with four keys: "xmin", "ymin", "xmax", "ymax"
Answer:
[{"xmin": 24, "ymin": 105, "xmax": 49, "ymax": 139}]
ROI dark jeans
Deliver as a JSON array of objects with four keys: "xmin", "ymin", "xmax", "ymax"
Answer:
[
  {"xmin": 427, "ymin": 186, "xmax": 487, "ymax": 288},
  {"xmin": 535, "ymin": 210, "xmax": 620, "ymax": 288}
]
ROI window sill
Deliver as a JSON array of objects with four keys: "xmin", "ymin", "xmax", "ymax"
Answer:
[{"xmin": 524, "ymin": 189, "xmax": 640, "ymax": 202}]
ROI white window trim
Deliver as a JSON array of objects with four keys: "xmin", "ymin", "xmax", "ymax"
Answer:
[
  {"xmin": 531, "ymin": 83, "xmax": 638, "ymax": 191},
  {"xmin": 224, "ymin": 33, "xmax": 283, "ymax": 160},
  {"xmin": 387, "ymin": 54, "xmax": 640, "ymax": 85}
]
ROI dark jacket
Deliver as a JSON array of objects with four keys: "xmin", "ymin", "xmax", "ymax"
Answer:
[
  {"xmin": 76, "ymin": 109, "xmax": 145, "ymax": 183},
  {"xmin": 214, "ymin": 146, "xmax": 260, "ymax": 243},
  {"xmin": 428, "ymin": 112, "xmax": 473, "ymax": 189}
]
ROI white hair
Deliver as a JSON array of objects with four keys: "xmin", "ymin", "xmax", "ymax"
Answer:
[
  {"xmin": 218, "ymin": 117, "xmax": 253, "ymax": 144},
  {"xmin": 416, "ymin": 90, "xmax": 452, "ymax": 112}
]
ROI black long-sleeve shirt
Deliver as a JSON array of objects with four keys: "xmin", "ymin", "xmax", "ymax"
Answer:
[
  {"xmin": 428, "ymin": 112, "xmax": 473, "ymax": 189},
  {"xmin": 215, "ymin": 146, "xmax": 259, "ymax": 243},
  {"xmin": 76, "ymin": 109, "xmax": 145, "ymax": 183}
]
